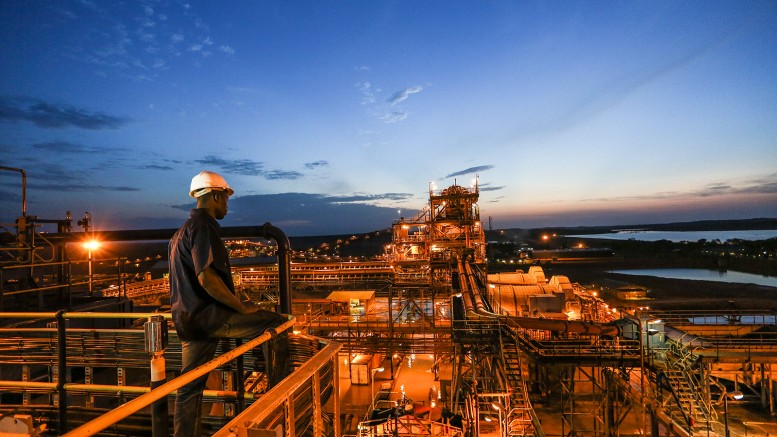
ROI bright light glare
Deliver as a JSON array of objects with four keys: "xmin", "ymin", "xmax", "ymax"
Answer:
[{"xmin": 83, "ymin": 240, "xmax": 100, "ymax": 251}]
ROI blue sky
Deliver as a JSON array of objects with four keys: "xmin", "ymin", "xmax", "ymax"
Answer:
[{"xmin": 1, "ymin": 1, "xmax": 776, "ymax": 236}]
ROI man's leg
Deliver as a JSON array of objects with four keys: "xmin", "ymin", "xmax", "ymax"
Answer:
[
  {"xmin": 174, "ymin": 338, "xmax": 219, "ymax": 437},
  {"xmin": 213, "ymin": 311, "xmax": 289, "ymax": 387}
]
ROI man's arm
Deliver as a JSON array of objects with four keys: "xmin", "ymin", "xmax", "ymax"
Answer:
[{"xmin": 198, "ymin": 267, "xmax": 258, "ymax": 314}]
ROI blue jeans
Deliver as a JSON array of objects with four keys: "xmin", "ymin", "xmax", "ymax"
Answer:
[{"xmin": 173, "ymin": 310, "xmax": 288, "ymax": 437}]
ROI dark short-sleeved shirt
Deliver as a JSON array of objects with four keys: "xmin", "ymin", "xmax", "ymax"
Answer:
[{"xmin": 169, "ymin": 208, "xmax": 235, "ymax": 340}]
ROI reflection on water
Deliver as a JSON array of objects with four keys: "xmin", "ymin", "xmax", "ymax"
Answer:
[
  {"xmin": 567, "ymin": 230, "xmax": 777, "ymax": 242},
  {"xmin": 688, "ymin": 315, "xmax": 776, "ymax": 324},
  {"xmin": 611, "ymin": 268, "xmax": 777, "ymax": 288}
]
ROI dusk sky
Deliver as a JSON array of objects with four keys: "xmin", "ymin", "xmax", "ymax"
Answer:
[{"xmin": 2, "ymin": 1, "xmax": 776, "ymax": 236}]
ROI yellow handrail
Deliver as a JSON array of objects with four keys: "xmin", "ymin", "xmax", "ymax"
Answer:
[{"xmin": 63, "ymin": 315, "xmax": 295, "ymax": 437}]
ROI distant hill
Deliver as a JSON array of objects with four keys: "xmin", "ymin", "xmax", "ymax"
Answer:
[
  {"xmin": 496, "ymin": 218, "xmax": 777, "ymax": 236},
  {"xmin": 287, "ymin": 218, "xmax": 777, "ymax": 257}
]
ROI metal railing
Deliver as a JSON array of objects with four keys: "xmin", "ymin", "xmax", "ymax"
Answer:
[
  {"xmin": 213, "ymin": 335, "xmax": 342, "ymax": 436},
  {"xmin": 0, "ymin": 258, "xmax": 127, "ymax": 314},
  {"xmin": 0, "ymin": 311, "xmax": 306, "ymax": 436}
]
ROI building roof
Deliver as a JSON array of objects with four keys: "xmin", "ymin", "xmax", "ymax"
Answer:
[{"xmin": 326, "ymin": 290, "xmax": 375, "ymax": 301}]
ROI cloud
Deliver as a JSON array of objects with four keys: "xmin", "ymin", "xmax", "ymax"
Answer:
[
  {"xmin": 137, "ymin": 164, "xmax": 174, "ymax": 171},
  {"xmin": 381, "ymin": 111, "xmax": 408, "ymax": 123},
  {"xmin": 195, "ymin": 156, "xmax": 265, "ymax": 175},
  {"xmin": 388, "ymin": 86, "xmax": 423, "ymax": 105},
  {"xmin": 172, "ymin": 192, "xmax": 419, "ymax": 235},
  {"xmin": 328, "ymin": 193, "xmax": 414, "ymax": 203},
  {"xmin": 195, "ymin": 156, "xmax": 304, "ymax": 180},
  {"xmin": 32, "ymin": 140, "xmax": 129, "ymax": 154},
  {"xmin": 189, "ymin": 36, "xmax": 214, "ymax": 55},
  {"xmin": 264, "ymin": 170, "xmax": 304, "ymax": 180},
  {"xmin": 0, "ymin": 96, "xmax": 130, "ymax": 130},
  {"xmin": 445, "ymin": 165, "xmax": 495, "ymax": 178},
  {"xmin": 226, "ymin": 86, "xmax": 263, "ymax": 95},
  {"xmin": 740, "ymin": 174, "xmax": 777, "ymax": 194},
  {"xmin": 304, "ymin": 160, "xmax": 329, "ymax": 169},
  {"xmin": 63, "ymin": 2, "xmax": 232, "ymax": 76},
  {"xmin": 585, "ymin": 174, "xmax": 777, "ymax": 203},
  {"xmin": 4, "ymin": 161, "xmax": 140, "ymax": 194},
  {"xmin": 479, "ymin": 185, "xmax": 505, "ymax": 192},
  {"xmin": 356, "ymin": 82, "xmax": 376, "ymax": 105},
  {"xmin": 357, "ymin": 83, "xmax": 421, "ymax": 124},
  {"xmin": 27, "ymin": 183, "xmax": 140, "ymax": 192}
]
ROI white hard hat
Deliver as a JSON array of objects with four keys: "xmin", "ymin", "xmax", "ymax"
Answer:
[{"xmin": 189, "ymin": 170, "xmax": 234, "ymax": 198}]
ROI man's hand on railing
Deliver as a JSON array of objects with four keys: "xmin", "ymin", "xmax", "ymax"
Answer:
[{"xmin": 239, "ymin": 300, "xmax": 262, "ymax": 315}]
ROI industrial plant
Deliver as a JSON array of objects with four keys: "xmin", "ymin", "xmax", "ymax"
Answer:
[{"xmin": 1, "ymin": 166, "xmax": 775, "ymax": 436}]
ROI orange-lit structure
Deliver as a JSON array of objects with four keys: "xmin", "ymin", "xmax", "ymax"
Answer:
[
  {"xmin": 388, "ymin": 182, "xmax": 486, "ymax": 292},
  {"xmin": 2, "ymin": 168, "xmax": 776, "ymax": 437}
]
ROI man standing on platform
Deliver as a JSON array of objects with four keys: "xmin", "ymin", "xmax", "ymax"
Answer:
[{"xmin": 169, "ymin": 170, "xmax": 288, "ymax": 437}]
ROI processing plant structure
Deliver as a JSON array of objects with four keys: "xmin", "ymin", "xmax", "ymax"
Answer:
[{"xmin": 1, "ymin": 166, "xmax": 776, "ymax": 436}]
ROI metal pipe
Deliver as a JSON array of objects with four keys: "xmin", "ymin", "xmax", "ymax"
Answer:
[
  {"xmin": 0, "ymin": 311, "xmax": 172, "ymax": 320},
  {"xmin": 56, "ymin": 310, "xmax": 68, "ymax": 433},
  {"xmin": 0, "ymin": 166, "xmax": 26, "ymax": 217},
  {"xmin": 0, "ymin": 380, "xmax": 261, "ymax": 400},
  {"xmin": 42, "ymin": 222, "xmax": 293, "ymax": 314},
  {"xmin": 62, "ymin": 316, "xmax": 294, "ymax": 437}
]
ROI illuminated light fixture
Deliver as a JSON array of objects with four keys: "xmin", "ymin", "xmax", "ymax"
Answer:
[
  {"xmin": 484, "ymin": 416, "xmax": 492, "ymax": 422},
  {"xmin": 83, "ymin": 240, "xmax": 100, "ymax": 251}
]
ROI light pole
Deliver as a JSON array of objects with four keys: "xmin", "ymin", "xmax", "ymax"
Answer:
[
  {"xmin": 83, "ymin": 239, "xmax": 100, "ymax": 294},
  {"xmin": 646, "ymin": 319, "xmax": 661, "ymax": 367},
  {"xmin": 370, "ymin": 367, "xmax": 385, "ymax": 411},
  {"xmin": 724, "ymin": 390, "xmax": 744, "ymax": 437}
]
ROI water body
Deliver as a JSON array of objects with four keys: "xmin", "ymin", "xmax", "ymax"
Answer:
[
  {"xmin": 611, "ymin": 268, "xmax": 777, "ymax": 288},
  {"xmin": 566, "ymin": 230, "xmax": 777, "ymax": 242}
]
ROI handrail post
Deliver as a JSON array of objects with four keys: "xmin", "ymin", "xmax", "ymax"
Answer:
[
  {"xmin": 56, "ymin": 310, "xmax": 68, "ymax": 433},
  {"xmin": 144, "ymin": 315, "xmax": 169, "ymax": 437},
  {"xmin": 235, "ymin": 338, "xmax": 245, "ymax": 412}
]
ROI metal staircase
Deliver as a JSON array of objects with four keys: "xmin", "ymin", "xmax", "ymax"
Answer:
[
  {"xmin": 661, "ymin": 345, "xmax": 715, "ymax": 435},
  {"xmin": 499, "ymin": 329, "xmax": 542, "ymax": 437}
]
